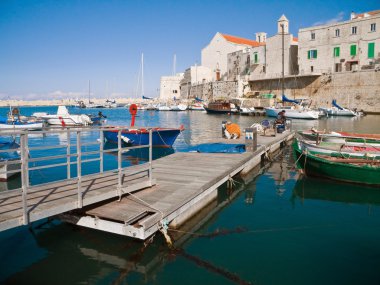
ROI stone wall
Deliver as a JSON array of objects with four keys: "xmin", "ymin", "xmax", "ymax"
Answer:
[
  {"xmin": 188, "ymin": 81, "xmax": 238, "ymax": 101},
  {"xmin": 248, "ymin": 70, "xmax": 380, "ymax": 113}
]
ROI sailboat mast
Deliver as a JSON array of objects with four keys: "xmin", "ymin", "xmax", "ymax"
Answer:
[
  {"xmin": 172, "ymin": 53, "xmax": 176, "ymax": 76},
  {"xmin": 88, "ymin": 80, "xmax": 91, "ymax": 104},
  {"xmin": 141, "ymin": 53, "xmax": 144, "ymax": 97}
]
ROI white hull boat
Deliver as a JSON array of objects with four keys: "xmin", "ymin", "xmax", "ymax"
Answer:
[
  {"xmin": 265, "ymin": 106, "xmax": 319, "ymax": 120},
  {"xmin": 0, "ymin": 122, "xmax": 44, "ymax": 130},
  {"xmin": 319, "ymin": 107, "xmax": 358, "ymax": 117},
  {"xmin": 170, "ymin": 104, "xmax": 187, "ymax": 111},
  {"xmin": 42, "ymin": 106, "xmax": 93, "ymax": 126}
]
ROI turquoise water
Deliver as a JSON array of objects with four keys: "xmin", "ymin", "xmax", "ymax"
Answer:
[{"xmin": 1, "ymin": 107, "xmax": 380, "ymax": 285}]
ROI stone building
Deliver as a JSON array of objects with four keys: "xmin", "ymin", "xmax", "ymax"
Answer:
[
  {"xmin": 179, "ymin": 65, "xmax": 212, "ymax": 99},
  {"xmin": 159, "ymin": 73, "xmax": 184, "ymax": 100},
  {"xmin": 298, "ymin": 10, "xmax": 380, "ymax": 74},
  {"xmin": 227, "ymin": 32, "xmax": 267, "ymax": 81},
  {"xmin": 201, "ymin": 32, "xmax": 262, "ymax": 81},
  {"xmin": 264, "ymin": 15, "xmax": 299, "ymax": 78}
]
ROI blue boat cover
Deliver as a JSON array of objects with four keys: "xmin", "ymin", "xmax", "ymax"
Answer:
[
  {"xmin": 186, "ymin": 143, "xmax": 245, "ymax": 153},
  {"xmin": 282, "ymin": 95, "xmax": 301, "ymax": 105},
  {"xmin": 332, "ymin": 99, "xmax": 344, "ymax": 110},
  {"xmin": 0, "ymin": 117, "xmax": 8, "ymax": 124},
  {"xmin": 142, "ymin": 96, "xmax": 153, "ymax": 100},
  {"xmin": 195, "ymin": 97, "xmax": 204, "ymax": 102}
]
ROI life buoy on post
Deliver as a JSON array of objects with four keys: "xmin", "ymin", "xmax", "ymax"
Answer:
[{"xmin": 129, "ymin": 104, "xmax": 138, "ymax": 127}]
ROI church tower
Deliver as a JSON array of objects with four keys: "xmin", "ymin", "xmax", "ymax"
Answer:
[{"xmin": 277, "ymin": 14, "xmax": 289, "ymax": 34}]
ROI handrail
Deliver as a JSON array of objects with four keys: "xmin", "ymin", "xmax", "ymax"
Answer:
[{"xmin": 0, "ymin": 126, "xmax": 153, "ymax": 226}]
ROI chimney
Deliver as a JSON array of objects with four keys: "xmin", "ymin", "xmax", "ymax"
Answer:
[{"xmin": 255, "ymin": 32, "xmax": 267, "ymax": 43}]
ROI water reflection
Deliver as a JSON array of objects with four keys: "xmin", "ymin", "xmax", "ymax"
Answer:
[{"xmin": 292, "ymin": 176, "xmax": 380, "ymax": 206}]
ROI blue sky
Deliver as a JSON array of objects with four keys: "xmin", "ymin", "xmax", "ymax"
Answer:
[{"xmin": 0, "ymin": 0, "xmax": 378, "ymax": 100}]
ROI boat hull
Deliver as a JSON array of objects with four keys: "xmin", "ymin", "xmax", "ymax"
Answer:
[
  {"xmin": 265, "ymin": 107, "xmax": 319, "ymax": 119},
  {"xmin": 103, "ymin": 128, "xmax": 182, "ymax": 147},
  {"xmin": 293, "ymin": 140, "xmax": 380, "ymax": 186},
  {"xmin": 0, "ymin": 122, "xmax": 43, "ymax": 130}
]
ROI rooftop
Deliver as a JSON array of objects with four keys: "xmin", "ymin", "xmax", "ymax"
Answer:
[
  {"xmin": 352, "ymin": 9, "xmax": 380, "ymax": 19},
  {"xmin": 221, "ymin": 33, "xmax": 264, "ymax": 47}
]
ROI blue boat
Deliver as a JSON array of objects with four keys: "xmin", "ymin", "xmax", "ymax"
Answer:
[{"xmin": 103, "ymin": 127, "xmax": 184, "ymax": 147}]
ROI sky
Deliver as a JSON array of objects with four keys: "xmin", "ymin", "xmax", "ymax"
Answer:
[{"xmin": 0, "ymin": 0, "xmax": 378, "ymax": 100}]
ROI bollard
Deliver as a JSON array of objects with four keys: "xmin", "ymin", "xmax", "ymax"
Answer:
[
  {"xmin": 245, "ymin": 127, "xmax": 257, "ymax": 152},
  {"xmin": 222, "ymin": 121, "xmax": 227, "ymax": 138}
]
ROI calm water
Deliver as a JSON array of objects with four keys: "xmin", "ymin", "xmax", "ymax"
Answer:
[{"xmin": 1, "ymin": 106, "xmax": 380, "ymax": 285}]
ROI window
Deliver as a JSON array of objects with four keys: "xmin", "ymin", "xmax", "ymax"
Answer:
[
  {"xmin": 333, "ymin": 47, "xmax": 340, "ymax": 57},
  {"xmin": 351, "ymin": 26, "xmax": 357, "ymax": 35},
  {"xmin": 311, "ymin": 66, "xmax": 314, "ymax": 72},
  {"xmin": 368, "ymin": 42, "xmax": 375, "ymax": 58},
  {"xmin": 254, "ymin": 53, "xmax": 258, "ymax": 63},
  {"xmin": 335, "ymin": 29, "xmax": 340, "ymax": 37},
  {"xmin": 370, "ymin": 23, "xmax": 376, "ymax": 32},
  {"xmin": 350, "ymin": 45, "xmax": 357, "ymax": 56},
  {"xmin": 246, "ymin": 55, "xmax": 250, "ymax": 64},
  {"xmin": 311, "ymin": 32, "xmax": 315, "ymax": 40},
  {"xmin": 307, "ymin": 50, "xmax": 317, "ymax": 59}
]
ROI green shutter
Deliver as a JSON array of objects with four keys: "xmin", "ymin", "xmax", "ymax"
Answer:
[
  {"xmin": 254, "ymin": 53, "xmax": 258, "ymax": 63},
  {"xmin": 307, "ymin": 50, "xmax": 310, "ymax": 59},
  {"xmin": 350, "ymin": 45, "xmax": 357, "ymax": 56},
  {"xmin": 314, "ymin": 50, "xmax": 317, "ymax": 59},
  {"xmin": 368, "ymin": 42, "xmax": 375, "ymax": 58},
  {"xmin": 334, "ymin": 47, "xmax": 340, "ymax": 57}
]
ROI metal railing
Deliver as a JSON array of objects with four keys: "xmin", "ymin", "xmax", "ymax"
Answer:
[{"xmin": 0, "ymin": 126, "xmax": 153, "ymax": 225}]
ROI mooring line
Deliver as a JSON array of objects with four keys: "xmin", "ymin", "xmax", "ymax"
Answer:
[
  {"xmin": 173, "ymin": 248, "xmax": 252, "ymax": 285},
  {"xmin": 168, "ymin": 224, "xmax": 334, "ymax": 239}
]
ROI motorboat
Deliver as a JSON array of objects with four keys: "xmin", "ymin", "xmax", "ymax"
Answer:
[
  {"xmin": 188, "ymin": 102, "xmax": 205, "ymax": 111},
  {"xmin": 41, "ymin": 106, "xmax": 93, "ymax": 126},
  {"xmin": 0, "ymin": 107, "xmax": 44, "ymax": 130}
]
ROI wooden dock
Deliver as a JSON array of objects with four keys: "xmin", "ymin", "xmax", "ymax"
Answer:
[
  {"xmin": 60, "ymin": 130, "xmax": 295, "ymax": 240},
  {"xmin": 0, "ymin": 127, "xmax": 155, "ymax": 232}
]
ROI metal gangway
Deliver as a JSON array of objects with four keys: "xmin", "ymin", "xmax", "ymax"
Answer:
[{"xmin": 0, "ymin": 126, "xmax": 155, "ymax": 232}]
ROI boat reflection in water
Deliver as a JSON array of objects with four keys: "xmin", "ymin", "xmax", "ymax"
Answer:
[
  {"xmin": 104, "ymin": 142, "xmax": 175, "ymax": 165},
  {"xmin": 292, "ymin": 176, "xmax": 380, "ymax": 206}
]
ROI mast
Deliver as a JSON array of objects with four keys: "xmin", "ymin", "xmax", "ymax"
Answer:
[
  {"xmin": 141, "ymin": 53, "xmax": 144, "ymax": 97},
  {"xmin": 172, "ymin": 53, "xmax": 176, "ymax": 76},
  {"xmin": 88, "ymin": 80, "xmax": 91, "ymax": 104},
  {"xmin": 281, "ymin": 23, "xmax": 284, "ymax": 96}
]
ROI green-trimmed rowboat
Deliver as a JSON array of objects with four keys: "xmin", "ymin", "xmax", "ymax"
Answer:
[{"xmin": 293, "ymin": 140, "xmax": 380, "ymax": 186}]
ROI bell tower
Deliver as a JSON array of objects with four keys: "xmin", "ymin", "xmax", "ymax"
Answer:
[{"xmin": 277, "ymin": 14, "xmax": 289, "ymax": 34}]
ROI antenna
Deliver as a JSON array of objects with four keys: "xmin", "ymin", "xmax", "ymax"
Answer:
[{"xmin": 172, "ymin": 53, "xmax": 176, "ymax": 76}]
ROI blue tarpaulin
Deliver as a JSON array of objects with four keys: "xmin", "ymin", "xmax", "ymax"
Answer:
[
  {"xmin": 282, "ymin": 95, "xmax": 301, "ymax": 104},
  {"xmin": 186, "ymin": 143, "xmax": 245, "ymax": 153}
]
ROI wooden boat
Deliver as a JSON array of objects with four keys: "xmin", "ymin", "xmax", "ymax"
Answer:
[
  {"xmin": 0, "ymin": 107, "xmax": 44, "ymax": 130},
  {"xmin": 103, "ymin": 126, "xmax": 184, "ymax": 147},
  {"xmin": 298, "ymin": 129, "xmax": 380, "ymax": 144},
  {"xmin": 204, "ymin": 101, "xmax": 238, "ymax": 114},
  {"xmin": 293, "ymin": 140, "xmax": 380, "ymax": 186},
  {"xmin": 296, "ymin": 138, "xmax": 380, "ymax": 158}
]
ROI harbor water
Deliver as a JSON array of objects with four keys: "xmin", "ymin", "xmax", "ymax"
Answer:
[{"xmin": 1, "ymin": 106, "xmax": 380, "ymax": 285}]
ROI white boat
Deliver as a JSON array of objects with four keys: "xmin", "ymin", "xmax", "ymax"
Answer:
[
  {"xmin": 157, "ymin": 104, "xmax": 171, "ymax": 111},
  {"xmin": 42, "ymin": 106, "xmax": 93, "ymax": 126},
  {"xmin": 170, "ymin": 104, "xmax": 187, "ymax": 111},
  {"xmin": 188, "ymin": 102, "xmax": 205, "ymax": 111},
  {"xmin": 104, "ymin": 99, "xmax": 117, "ymax": 108},
  {"xmin": 265, "ymin": 105, "xmax": 320, "ymax": 120},
  {"xmin": 0, "ymin": 108, "xmax": 44, "ymax": 130},
  {"xmin": 319, "ymin": 100, "xmax": 359, "ymax": 117}
]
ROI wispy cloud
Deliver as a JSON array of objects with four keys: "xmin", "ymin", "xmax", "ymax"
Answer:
[{"xmin": 313, "ymin": 12, "xmax": 345, "ymax": 26}]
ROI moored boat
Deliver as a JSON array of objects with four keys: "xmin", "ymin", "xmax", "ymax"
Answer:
[
  {"xmin": 293, "ymin": 139, "xmax": 380, "ymax": 186},
  {"xmin": 103, "ymin": 126, "xmax": 184, "ymax": 147},
  {"xmin": 319, "ymin": 100, "xmax": 359, "ymax": 117},
  {"xmin": 204, "ymin": 101, "xmax": 238, "ymax": 114},
  {"xmin": 41, "ymin": 106, "xmax": 93, "ymax": 126}
]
